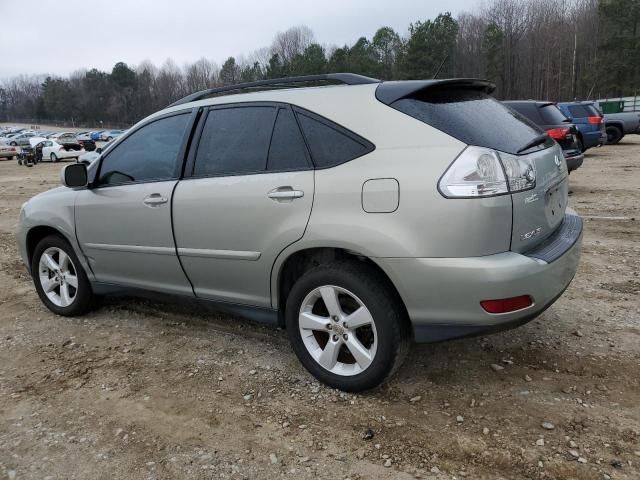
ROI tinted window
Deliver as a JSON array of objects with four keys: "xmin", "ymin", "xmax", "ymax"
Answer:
[
  {"xmin": 568, "ymin": 105, "xmax": 592, "ymax": 118},
  {"xmin": 539, "ymin": 104, "xmax": 569, "ymax": 124},
  {"xmin": 392, "ymin": 88, "xmax": 544, "ymax": 155},
  {"xmin": 98, "ymin": 114, "xmax": 189, "ymax": 185},
  {"xmin": 267, "ymin": 108, "xmax": 309, "ymax": 171},
  {"xmin": 296, "ymin": 111, "xmax": 373, "ymax": 168},
  {"xmin": 194, "ymin": 106, "xmax": 275, "ymax": 176},
  {"xmin": 505, "ymin": 102, "xmax": 543, "ymax": 124}
]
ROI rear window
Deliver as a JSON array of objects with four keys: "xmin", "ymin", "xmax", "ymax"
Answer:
[
  {"xmin": 568, "ymin": 105, "xmax": 591, "ymax": 118},
  {"xmin": 539, "ymin": 104, "xmax": 569, "ymax": 124},
  {"xmin": 391, "ymin": 88, "xmax": 544, "ymax": 155}
]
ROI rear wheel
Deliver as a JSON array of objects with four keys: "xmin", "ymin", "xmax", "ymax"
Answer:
[
  {"xmin": 31, "ymin": 235, "xmax": 95, "ymax": 316},
  {"xmin": 606, "ymin": 125, "xmax": 623, "ymax": 144},
  {"xmin": 285, "ymin": 261, "xmax": 410, "ymax": 392},
  {"xmin": 51, "ymin": 153, "xmax": 59, "ymax": 162},
  {"xmin": 576, "ymin": 136, "xmax": 585, "ymax": 153}
]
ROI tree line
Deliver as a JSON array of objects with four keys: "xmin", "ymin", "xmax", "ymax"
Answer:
[{"xmin": 1, "ymin": 0, "xmax": 637, "ymax": 128}]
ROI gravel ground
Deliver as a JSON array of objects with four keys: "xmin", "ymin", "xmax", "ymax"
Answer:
[{"xmin": 0, "ymin": 136, "xmax": 638, "ymax": 480}]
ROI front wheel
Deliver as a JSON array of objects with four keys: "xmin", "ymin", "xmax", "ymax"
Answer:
[
  {"xmin": 31, "ymin": 235, "xmax": 95, "ymax": 316},
  {"xmin": 285, "ymin": 261, "xmax": 410, "ymax": 392}
]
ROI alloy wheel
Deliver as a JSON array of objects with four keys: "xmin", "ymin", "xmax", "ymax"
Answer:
[
  {"xmin": 38, "ymin": 247, "xmax": 78, "ymax": 307},
  {"xmin": 298, "ymin": 285, "xmax": 378, "ymax": 376}
]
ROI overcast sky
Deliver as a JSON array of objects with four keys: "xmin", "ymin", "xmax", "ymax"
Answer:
[{"xmin": 0, "ymin": 0, "xmax": 475, "ymax": 79}]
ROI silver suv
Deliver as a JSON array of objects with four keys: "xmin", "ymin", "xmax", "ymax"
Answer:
[{"xmin": 17, "ymin": 74, "xmax": 583, "ymax": 391}]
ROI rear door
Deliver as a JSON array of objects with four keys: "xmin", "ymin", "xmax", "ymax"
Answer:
[{"xmin": 173, "ymin": 103, "xmax": 314, "ymax": 307}]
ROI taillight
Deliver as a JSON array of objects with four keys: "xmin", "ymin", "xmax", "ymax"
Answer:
[
  {"xmin": 546, "ymin": 127, "xmax": 570, "ymax": 140},
  {"xmin": 481, "ymin": 295, "xmax": 533, "ymax": 314},
  {"xmin": 59, "ymin": 146, "xmax": 65, "ymax": 151},
  {"xmin": 438, "ymin": 146, "xmax": 536, "ymax": 198},
  {"xmin": 587, "ymin": 116, "xmax": 603, "ymax": 124}
]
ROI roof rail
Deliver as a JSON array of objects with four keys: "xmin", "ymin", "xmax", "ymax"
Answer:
[{"xmin": 168, "ymin": 73, "xmax": 380, "ymax": 107}]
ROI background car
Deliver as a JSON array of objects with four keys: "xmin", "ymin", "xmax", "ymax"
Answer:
[
  {"xmin": 599, "ymin": 110, "xmax": 640, "ymax": 144},
  {"xmin": 5, "ymin": 132, "xmax": 36, "ymax": 146},
  {"xmin": 31, "ymin": 138, "xmax": 85, "ymax": 162},
  {"xmin": 503, "ymin": 100, "xmax": 584, "ymax": 172},
  {"xmin": 0, "ymin": 144, "xmax": 19, "ymax": 160},
  {"xmin": 557, "ymin": 101, "xmax": 606, "ymax": 151},
  {"xmin": 89, "ymin": 131, "xmax": 104, "ymax": 141},
  {"xmin": 100, "ymin": 129, "xmax": 124, "ymax": 141}
]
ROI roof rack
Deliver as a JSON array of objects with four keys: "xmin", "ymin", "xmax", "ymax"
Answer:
[{"xmin": 168, "ymin": 73, "xmax": 380, "ymax": 107}]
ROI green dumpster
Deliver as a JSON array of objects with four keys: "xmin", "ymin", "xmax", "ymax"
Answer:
[{"xmin": 599, "ymin": 101, "xmax": 624, "ymax": 113}]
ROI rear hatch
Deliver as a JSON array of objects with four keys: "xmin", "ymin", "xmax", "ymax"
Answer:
[
  {"xmin": 377, "ymin": 80, "xmax": 569, "ymax": 253},
  {"xmin": 509, "ymin": 143, "xmax": 568, "ymax": 252}
]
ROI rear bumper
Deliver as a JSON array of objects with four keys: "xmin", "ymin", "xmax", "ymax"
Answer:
[
  {"xmin": 582, "ymin": 130, "xmax": 606, "ymax": 148},
  {"xmin": 565, "ymin": 152, "xmax": 584, "ymax": 171},
  {"xmin": 374, "ymin": 211, "xmax": 583, "ymax": 343}
]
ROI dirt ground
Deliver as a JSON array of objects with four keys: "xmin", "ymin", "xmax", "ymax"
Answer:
[{"xmin": 0, "ymin": 136, "xmax": 638, "ymax": 480}]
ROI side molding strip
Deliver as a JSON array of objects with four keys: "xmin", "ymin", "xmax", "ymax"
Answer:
[
  {"xmin": 84, "ymin": 243, "xmax": 176, "ymax": 256},
  {"xmin": 177, "ymin": 247, "xmax": 261, "ymax": 261}
]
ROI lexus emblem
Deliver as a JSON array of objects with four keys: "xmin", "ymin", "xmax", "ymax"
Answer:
[{"xmin": 554, "ymin": 155, "xmax": 561, "ymax": 168}]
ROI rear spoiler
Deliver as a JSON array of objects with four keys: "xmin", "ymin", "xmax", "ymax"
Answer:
[{"xmin": 375, "ymin": 78, "xmax": 496, "ymax": 105}]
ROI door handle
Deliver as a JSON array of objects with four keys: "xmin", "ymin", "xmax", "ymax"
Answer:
[
  {"xmin": 267, "ymin": 187, "xmax": 304, "ymax": 200},
  {"xmin": 143, "ymin": 194, "xmax": 168, "ymax": 206}
]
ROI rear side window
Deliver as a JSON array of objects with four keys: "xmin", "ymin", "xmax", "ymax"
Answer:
[
  {"xmin": 392, "ymin": 88, "xmax": 544, "ymax": 155},
  {"xmin": 539, "ymin": 104, "xmax": 569, "ymax": 124},
  {"xmin": 295, "ymin": 109, "xmax": 374, "ymax": 168},
  {"xmin": 568, "ymin": 105, "xmax": 592, "ymax": 118},
  {"xmin": 194, "ymin": 106, "xmax": 275, "ymax": 176},
  {"xmin": 97, "ymin": 113, "xmax": 189, "ymax": 186},
  {"xmin": 267, "ymin": 108, "xmax": 310, "ymax": 171}
]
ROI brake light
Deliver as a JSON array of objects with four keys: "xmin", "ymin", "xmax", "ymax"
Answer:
[
  {"xmin": 480, "ymin": 295, "xmax": 533, "ymax": 314},
  {"xmin": 59, "ymin": 146, "xmax": 65, "ymax": 151},
  {"xmin": 438, "ymin": 146, "xmax": 536, "ymax": 198},
  {"xmin": 546, "ymin": 127, "xmax": 570, "ymax": 140},
  {"xmin": 587, "ymin": 116, "xmax": 603, "ymax": 124}
]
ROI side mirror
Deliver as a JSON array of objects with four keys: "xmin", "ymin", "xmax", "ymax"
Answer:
[
  {"xmin": 61, "ymin": 163, "xmax": 88, "ymax": 188},
  {"xmin": 96, "ymin": 147, "xmax": 103, "ymax": 154}
]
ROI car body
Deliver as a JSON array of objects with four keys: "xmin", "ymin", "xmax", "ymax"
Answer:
[
  {"xmin": 100, "ymin": 129, "xmax": 124, "ymax": 141},
  {"xmin": 599, "ymin": 110, "xmax": 640, "ymax": 144},
  {"xmin": 503, "ymin": 101, "xmax": 584, "ymax": 172},
  {"xmin": 17, "ymin": 74, "xmax": 582, "ymax": 391},
  {"xmin": 3, "ymin": 131, "xmax": 36, "ymax": 146},
  {"xmin": 0, "ymin": 144, "xmax": 19, "ymax": 159},
  {"xmin": 557, "ymin": 101, "xmax": 607, "ymax": 151},
  {"xmin": 89, "ymin": 131, "xmax": 104, "ymax": 141},
  {"xmin": 30, "ymin": 138, "xmax": 85, "ymax": 162}
]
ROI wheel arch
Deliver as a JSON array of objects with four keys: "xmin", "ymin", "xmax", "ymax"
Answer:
[
  {"xmin": 272, "ymin": 246, "xmax": 410, "ymax": 331},
  {"xmin": 26, "ymin": 225, "xmax": 72, "ymax": 266}
]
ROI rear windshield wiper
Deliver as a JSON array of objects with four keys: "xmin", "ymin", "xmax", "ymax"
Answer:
[{"xmin": 516, "ymin": 133, "xmax": 549, "ymax": 154}]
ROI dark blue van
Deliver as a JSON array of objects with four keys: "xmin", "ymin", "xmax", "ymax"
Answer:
[{"xmin": 557, "ymin": 101, "xmax": 606, "ymax": 152}]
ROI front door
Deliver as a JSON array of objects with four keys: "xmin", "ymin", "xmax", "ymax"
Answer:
[
  {"xmin": 75, "ymin": 112, "xmax": 194, "ymax": 295},
  {"xmin": 173, "ymin": 104, "xmax": 314, "ymax": 307}
]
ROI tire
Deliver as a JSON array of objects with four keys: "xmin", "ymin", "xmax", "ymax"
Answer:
[
  {"xmin": 606, "ymin": 125, "xmax": 624, "ymax": 144},
  {"xmin": 285, "ymin": 261, "xmax": 410, "ymax": 392},
  {"xmin": 576, "ymin": 136, "xmax": 585, "ymax": 153},
  {"xmin": 9, "ymin": 141, "xmax": 17, "ymax": 146},
  {"xmin": 51, "ymin": 153, "xmax": 59, "ymax": 162},
  {"xmin": 107, "ymin": 136, "xmax": 113, "ymax": 141},
  {"xmin": 31, "ymin": 234, "xmax": 95, "ymax": 316}
]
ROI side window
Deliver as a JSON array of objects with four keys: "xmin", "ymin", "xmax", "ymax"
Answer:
[
  {"xmin": 97, "ymin": 113, "xmax": 189, "ymax": 186},
  {"xmin": 295, "ymin": 109, "xmax": 374, "ymax": 168},
  {"xmin": 267, "ymin": 108, "xmax": 309, "ymax": 171},
  {"xmin": 194, "ymin": 106, "xmax": 275, "ymax": 176}
]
